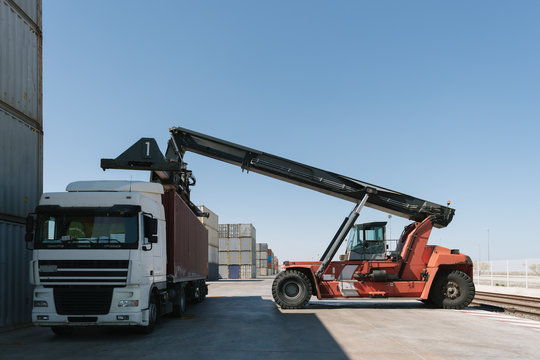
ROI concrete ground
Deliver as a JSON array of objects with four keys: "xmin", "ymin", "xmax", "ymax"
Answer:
[{"xmin": 1, "ymin": 277, "xmax": 539, "ymax": 360}]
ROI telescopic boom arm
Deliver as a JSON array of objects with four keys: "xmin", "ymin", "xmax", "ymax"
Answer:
[{"xmin": 167, "ymin": 127, "xmax": 454, "ymax": 228}]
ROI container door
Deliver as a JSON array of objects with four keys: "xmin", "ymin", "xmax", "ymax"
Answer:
[{"xmin": 228, "ymin": 265, "xmax": 240, "ymax": 279}]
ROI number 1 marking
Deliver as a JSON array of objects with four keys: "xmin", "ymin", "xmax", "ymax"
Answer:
[{"xmin": 145, "ymin": 141, "xmax": 150, "ymax": 157}]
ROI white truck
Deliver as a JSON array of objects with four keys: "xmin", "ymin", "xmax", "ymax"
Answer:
[{"xmin": 26, "ymin": 180, "xmax": 208, "ymax": 335}]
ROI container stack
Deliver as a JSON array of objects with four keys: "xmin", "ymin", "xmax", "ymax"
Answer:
[
  {"xmin": 0, "ymin": 0, "xmax": 42, "ymax": 329},
  {"xmin": 218, "ymin": 224, "xmax": 256, "ymax": 279},
  {"xmin": 267, "ymin": 249, "xmax": 275, "ymax": 275},
  {"xmin": 256, "ymin": 243, "xmax": 269, "ymax": 276},
  {"xmin": 198, "ymin": 206, "xmax": 219, "ymax": 281}
]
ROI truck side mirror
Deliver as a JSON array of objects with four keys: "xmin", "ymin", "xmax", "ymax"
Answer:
[{"xmin": 144, "ymin": 216, "xmax": 158, "ymax": 244}]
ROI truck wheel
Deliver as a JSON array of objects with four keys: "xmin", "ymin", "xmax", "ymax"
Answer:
[
  {"xmin": 172, "ymin": 285, "xmax": 186, "ymax": 317},
  {"xmin": 431, "ymin": 270, "xmax": 475, "ymax": 309},
  {"xmin": 272, "ymin": 270, "xmax": 312, "ymax": 309},
  {"xmin": 193, "ymin": 280, "xmax": 206, "ymax": 303},
  {"xmin": 139, "ymin": 294, "xmax": 158, "ymax": 334},
  {"xmin": 51, "ymin": 326, "xmax": 73, "ymax": 336}
]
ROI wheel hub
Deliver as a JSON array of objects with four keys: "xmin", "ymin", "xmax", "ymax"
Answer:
[
  {"xmin": 283, "ymin": 281, "xmax": 300, "ymax": 298},
  {"xmin": 444, "ymin": 280, "xmax": 461, "ymax": 299}
]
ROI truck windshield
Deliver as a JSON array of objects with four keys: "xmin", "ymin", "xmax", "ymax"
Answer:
[{"xmin": 35, "ymin": 214, "xmax": 138, "ymax": 249}]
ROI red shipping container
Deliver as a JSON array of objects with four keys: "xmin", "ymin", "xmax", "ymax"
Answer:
[{"xmin": 162, "ymin": 190, "xmax": 208, "ymax": 281}]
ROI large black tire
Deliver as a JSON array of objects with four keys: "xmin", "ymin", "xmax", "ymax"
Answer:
[
  {"xmin": 172, "ymin": 285, "xmax": 186, "ymax": 317},
  {"xmin": 430, "ymin": 270, "xmax": 475, "ymax": 309},
  {"xmin": 50, "ymin": 326, "xmax": 73, "ymax": 336},
  {"xmin": 194, "ymin": 280, "xmax": 207, "ymax": 303},
  {"xmin": 139, "ymin": 294, "xmax": 158, "ymax": 334},
  {"xmin": 272, "ymin": 270, "xmax": 312, "ymax": 309}
]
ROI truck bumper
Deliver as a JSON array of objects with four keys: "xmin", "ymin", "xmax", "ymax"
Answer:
[{"xmin": 32, "ymin": 286, "xmax": 150, "ymax": 327}]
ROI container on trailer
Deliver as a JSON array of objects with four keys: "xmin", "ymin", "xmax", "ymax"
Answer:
[
  {"xmin": 219, "ymin": 265, "xmax": 228, "ymax": 279},
  {"xmin": 162, "ymin": 190, "xmax": 208, "ymax": 280},
  {"xmin": 239, "ymin": 224, "xmax": 256, "ymax": 238},
  {"xmin": 228, "ymin": 265, "xmax": 240, "ymax": 279}
]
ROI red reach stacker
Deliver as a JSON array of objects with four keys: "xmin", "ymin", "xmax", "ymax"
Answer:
[{"xmin": 104, "ymin": 127, "xmax": 475, "ymax": 310}]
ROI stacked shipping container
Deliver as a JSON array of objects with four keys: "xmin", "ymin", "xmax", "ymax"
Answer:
[
  {"xmin": 256, "ymin": 243, "xmax": 277, "ymax": 276},
  {"xmin": 0, "ymin": 0, "xmax": 42, "ymax": 329},
  {"xmin": 198, "ymin": 205, "xmax": 219, "ymax": 280},
  {"xmin": 218, "ymin": 224, "xmax": 256, "ymax": 279}
]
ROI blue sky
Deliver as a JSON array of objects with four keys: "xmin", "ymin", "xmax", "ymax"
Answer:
[{"xmin": 43, "ymin": 1, "xmax": 540, "ymax": 262}]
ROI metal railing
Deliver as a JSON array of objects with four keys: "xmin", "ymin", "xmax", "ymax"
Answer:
[{"xmin": 473, "ymin": 259, "xmax": 540, "ymax": 289}]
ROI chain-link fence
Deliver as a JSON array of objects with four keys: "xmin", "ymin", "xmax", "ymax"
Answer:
[{"xmin": 473, "ymin": 259, "xmax": 540, "ymax": 289}]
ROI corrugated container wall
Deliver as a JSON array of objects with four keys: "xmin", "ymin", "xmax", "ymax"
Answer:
[
  {"xmin": 163, "ymin": 191, "xmax": 208, "ymax": 280},
  {"xmin": 0, "ymin": 0, "xmax": 42, "ymax": 329}
]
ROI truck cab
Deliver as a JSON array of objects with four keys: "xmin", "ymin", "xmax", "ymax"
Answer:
[{"xmin": 27, "ymin": 180, "xmax": 207, "ymax": 335}]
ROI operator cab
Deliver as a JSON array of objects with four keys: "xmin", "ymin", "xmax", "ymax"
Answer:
[{"xmin": 345, "ymin": 222, "xmax": 388, "ymax": 260}]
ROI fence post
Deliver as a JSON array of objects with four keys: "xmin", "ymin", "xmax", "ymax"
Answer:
[
  {"xmin": 525, "ymin": 259, "xmax": 528, "ymax": 288},
  {"xmin": 506, "ymin": 260, "xmax": 509, "ymax": 287},
  {"xmin": 490, "ymin": 261, "xmax": 493, "ymax": 286}
]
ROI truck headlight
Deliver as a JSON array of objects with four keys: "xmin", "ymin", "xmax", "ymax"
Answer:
[
  {"xmin": 33, "ymin": 300, "xmax": 48, "ymax": 307},
  {"xmin": 118, "ymin": 300, "xmax": 139, "ymax": 307}
]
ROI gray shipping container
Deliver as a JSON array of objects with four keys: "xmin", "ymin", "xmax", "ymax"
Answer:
[
  {"xmin": 240, "ymin": 237, "xmax": 254, "ymax": 251},
  {"xmin": 228, "ymin": 238, "xmax": 240, "ymax": 251},
  {"xmin": 228, "ymin": 251, "xmax": 240, "ymax": 265},
  {"xmin": 239, "ymin": 224, "xmax": 256, "ymax": 238},
  {"xmin": 0, "ymin": 0, "xmax": 42, "ymax": 330},
  {"xmin": 218, "ymin": 237, "xmax": 228, "ymax": 251},
  {"xmin": 228, "ymin": 224, "xmax": 239, "ymax": 238},
  {"xmin": 218, "ymin": 251, "xmax": 229, "ymax": 265},
  {"xmin": 218, "ymin": 224, "xmax": 228, "ymax": 238},
  {"xmin": 240, "ymin": 250, "xmax": 253, "ymax": 265}
]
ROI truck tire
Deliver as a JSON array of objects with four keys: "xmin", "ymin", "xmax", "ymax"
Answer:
[
  {"xmin": 172, "ymin": 285, "xmax": 186, "ymax": 317},
  {"xmin": 193, "ymin": 280, "xmax": 206, "ymax": 303},
  {"xmin": 431, "ymin": 270, "xmax": 475, "ymax": 309},
  {"xmin": 51, "ymin": 326, "xmax": 73, "ymax": 336},
  {"xmin": 139, "ymin": 294, "xmax": 158, "ymax": 334},
  {"xmin": 272, "ymin": 270, "xmax": 312, "ymax": 309}
]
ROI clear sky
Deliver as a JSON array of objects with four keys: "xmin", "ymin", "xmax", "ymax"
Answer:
[{"xmin": 42, "ymin": 1, "xmax": 540, "ymax": 262}]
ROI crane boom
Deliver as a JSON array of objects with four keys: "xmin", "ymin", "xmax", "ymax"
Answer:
[{"xmin": 167, "ymin": 127, "xmax": 454, "ymax": 228}]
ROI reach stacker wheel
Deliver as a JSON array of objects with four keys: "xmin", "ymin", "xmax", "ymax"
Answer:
[
  {"xmin": 272, "ymin": 270, "xmax": 312, "ymax": 309},
  {"xmin": 431, "ymin": 270, "xmax": 475, "ymax": 309}
]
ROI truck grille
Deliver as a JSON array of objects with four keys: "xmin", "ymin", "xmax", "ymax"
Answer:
[
  {"xmin": 39, "ymin": 260, "xmax": 129, "ymax": 286},
  {"xmin": 54, "ymin": 287, "xmax": 113, "ymax": 315}
]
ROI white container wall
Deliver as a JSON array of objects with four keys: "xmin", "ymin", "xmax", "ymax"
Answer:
[
  {"xmin": 208, "ymin": 229, "xmax": 219, "ymax": 248},
  {"xmin": 240, "ymin": 265, "xmax": 256, "ymax": 279}
]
